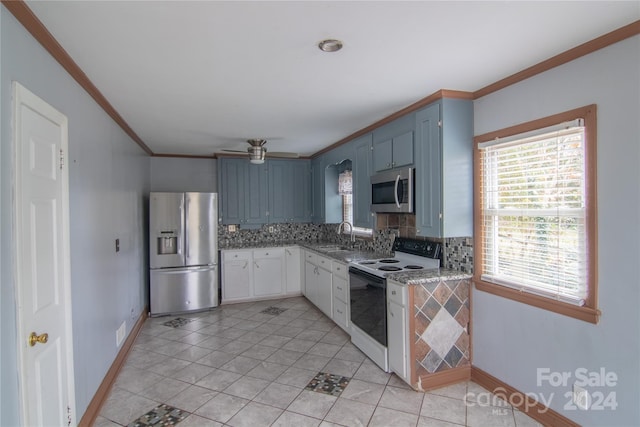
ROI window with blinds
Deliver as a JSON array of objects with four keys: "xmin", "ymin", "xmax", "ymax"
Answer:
[
  {"xmin": 339, "ymin": 170, "xmax": 372, "ymax": 236},
  {"xmin": 474, "ymin": 105, "xmax": 598, "ymax": 322}
]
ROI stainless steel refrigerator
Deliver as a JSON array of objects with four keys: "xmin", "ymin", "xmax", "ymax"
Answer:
[{"xmin": 149, "ymin": 192, "xmax": 218, "ymax": 316}]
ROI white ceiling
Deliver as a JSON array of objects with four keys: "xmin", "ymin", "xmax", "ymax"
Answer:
[{"xmin": 25, "ymin": 1, "xmax": 639, "ymax": 157}]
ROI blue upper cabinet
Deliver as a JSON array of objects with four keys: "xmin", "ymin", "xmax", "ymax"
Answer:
[
  {"xmin": 311, "ymin": 156, "xmax": 325, "ymax": 224},
  {"xmin": 219, "ymin": 157, "xmax": 310, "ymax": 226},
  {"xmin": 291, "ymin": 160, "xmax": 312, "ymax": 222},
  {"xmin": 218, "ymin": 157, "xmax": 268, "ymax": 226},
  {"xmin": 372, "ymin": 113, "xmax": 415, "ymax": 172},
  {"xmin": 245, "ymin": 162, "xmax": 269, "ymax": 225},
  {"xmin": 218, "ymin": 158, "xmax": 246, "ymax": 225},
  {"xmin": 414, "ymin": 98, "xmax": 473, "ymax": 238},
  {"xmin": 268, "ymin": 159, "xmax": 311, "ymax": 223},
  {"xmin": 353, "ymin": 133, "xmax": 373, "ymax": 228}
]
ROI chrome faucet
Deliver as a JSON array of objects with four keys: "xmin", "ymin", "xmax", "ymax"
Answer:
[{"xmin": 337, "ymin": 221, "xmax": 355, "ymax": 242}]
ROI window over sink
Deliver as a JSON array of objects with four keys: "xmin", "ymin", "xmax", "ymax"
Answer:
[{"xmin": 338, "ymin": 169, "xmax": 372, "ymax": 237}]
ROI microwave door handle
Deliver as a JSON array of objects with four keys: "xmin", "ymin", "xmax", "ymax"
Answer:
[{"xmin": 394, "ymin": 174, "xmax": 401, "ymax": 208}]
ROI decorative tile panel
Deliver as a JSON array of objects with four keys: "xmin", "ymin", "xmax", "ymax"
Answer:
[
  {"xmin": 411, "ymin": 278, "xmax": 471, "ymax": 376},
  {"xmin": 420, "ymin": 310, "xmax": 463, "ymax": 359}
]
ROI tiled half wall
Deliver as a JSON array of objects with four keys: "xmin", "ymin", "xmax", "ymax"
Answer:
[{"xmin": 412, "ymin": 278, "xmax": 471, "ymax": 380}]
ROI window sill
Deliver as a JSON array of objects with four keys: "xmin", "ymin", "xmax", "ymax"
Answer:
[{"xmin": 473, "ymin": 277, "xmax": 600, "ymax": 324}]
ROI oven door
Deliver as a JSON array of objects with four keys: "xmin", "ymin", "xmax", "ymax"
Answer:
[
  {"xmin": 349, "ymin": 267, "xmax": 387, "ymax": 347},
  {"xmin": 370, "ymin": 168, "xmax": 413, "ymax": 213}
]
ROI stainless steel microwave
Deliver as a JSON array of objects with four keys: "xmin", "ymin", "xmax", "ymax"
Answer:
[{"xmin": 370, "ymin": 167, "xmax": 414, "ymax": 213}]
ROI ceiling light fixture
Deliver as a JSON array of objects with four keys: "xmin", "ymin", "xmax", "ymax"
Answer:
[
  {"xmin": 318, "ymin": 39, "xmax": 343, "ymax": 53},
  {"xmin": 248, "ymin": 145, "xmax": 266, "ymax": 164}
]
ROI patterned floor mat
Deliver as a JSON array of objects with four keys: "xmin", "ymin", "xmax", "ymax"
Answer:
[
  {"xmin": 306, "ymin": 372, "xmax": 351, "ymax": 397},
  {"xmin": 162, "ymin": 318, "xmax": 194, "ymax": 328},
  {"xmin": 127, "ymin": 404, "xmax": 188, "ymax": 426},
  {"xmin": 260, "ymin": 306, "xmax": 288, "ymax": 316}
]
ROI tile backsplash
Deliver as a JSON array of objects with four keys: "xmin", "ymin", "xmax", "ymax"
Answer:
[
  {"xmin": 218, "ymin": 216, "xmax": 473, "ymax": 273},
  {"xmin": 376, "ymin": 213, "xmax": 473, "ymax": 274}
]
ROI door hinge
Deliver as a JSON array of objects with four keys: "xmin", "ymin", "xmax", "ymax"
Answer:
[
  {"xmin": 67, "ymin": 405, "xmax": 72, "ymax": 426},
  {"xmin": 59, "ymin": 149, "xmax": 65, "ymax": 170},
  {"xmin": 438, "ymin": 120, "xmax": 442, "ymax": 127}
]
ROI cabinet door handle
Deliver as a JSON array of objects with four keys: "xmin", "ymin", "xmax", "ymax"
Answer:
[
  {"xmin": 286, "ymin": 249, "xmax": 291, "ymax": 255},
  {"xmin": 337, "ymin": 286, "xmax": 342, "ymax": 291},
  {"xmin": 336, "ymin": 309, "xmax": 343, "ymax": 315},
  {"xmin": 254, "ymin": 261, "xmax": 260, "ymax": 269},
  {"xmin": 243, "ymin": 261, "xmax": 248, "ymax": 269}
]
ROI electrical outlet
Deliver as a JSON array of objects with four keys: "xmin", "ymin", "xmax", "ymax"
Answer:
[
  {"xmin": 228, "ymin": 224, "xmax": 237, "ymax": 233},
  {"xmin": 268, "ymin": 226, "xmax": 274, "ymax": 233},
  {"xmin": 573, "ymin": 384, "xmax": 591, "ymax": 410},
  {"xmin": 116, "ymin": 321, "xmax": 126, "ymax": 347}
]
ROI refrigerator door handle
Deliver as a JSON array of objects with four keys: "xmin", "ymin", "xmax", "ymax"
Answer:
[
  {"xmin": 184, "ymin": 196, "xmax": 190, "ymax": 260},
  {"xmin": 154, "ymin": 265, "xmax": 216, "ymax": 274}
]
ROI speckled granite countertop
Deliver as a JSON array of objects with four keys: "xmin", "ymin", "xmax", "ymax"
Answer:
[
  {"xmin": 219, "ymin": 241, "xmax": 388, "ymax": 263},
  {"xmin": 219, "ymin": 241, "xmax": 470, "ymax": 281},
  {"xmin": 386, "ymin": 268, "xmax": 472, "ymax": 285}
]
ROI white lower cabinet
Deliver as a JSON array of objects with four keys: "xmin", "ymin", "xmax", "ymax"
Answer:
[
  {"xmin": 221, "ymin": 250, "xmax": 253, "ymax": 302},
  {"xmin": 303, "ymin": 250, "xmax": 333, "ymax": 317},
  {"xmin": 284, "ymin": 246, "xmax": 302, "ymax": 295},
  {"xmin": 316, "ymin": 262, "xmax": 333, "ymax": 316},
  {"xmin": 387, "ymin": 280, "xmax": 409, "ymax": 382},
  {"xmin": 222, "ymin": 246, "xmax": 301, "ymax": 303},
  {"xmin": 253, "ymin": 248, "xmax": 284, "ymax": 297},
  {"xmin": 332, "ymin": 261, "xmax": 349, "ymax": 332}
]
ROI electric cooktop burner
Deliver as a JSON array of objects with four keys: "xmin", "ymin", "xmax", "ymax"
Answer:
[
  {"xmin": 379, "ymin": 259, "xmax": 400, "ymax": 264},
  {"xmin": 378, "ymin": 266, "xmax": 402, "ymax": 271},
  {"xmin": 404, "ymin": 265, "xmax": 424, "ymax": 270}
]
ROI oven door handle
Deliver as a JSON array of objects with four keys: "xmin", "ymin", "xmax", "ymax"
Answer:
[{"xmin": 394, "ymin": 174, "xmax": 401, "ymax": 208}]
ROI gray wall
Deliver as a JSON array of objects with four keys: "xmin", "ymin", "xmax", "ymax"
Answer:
[
  {"xmin": 150, "ymin": 157, "xmax": 217, "ymax": 192},
  {"xmin": 472, "ymin": 36, "xmax": 639, "ymax": 426},
  {"xmin": 1, "ymin": 6, "xmax": 150, "ymax": 425}
]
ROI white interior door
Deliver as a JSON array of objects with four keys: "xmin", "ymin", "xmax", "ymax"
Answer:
[{"xmin": 13, "ymin": 82, "xmax": 76, "ymax": 426}]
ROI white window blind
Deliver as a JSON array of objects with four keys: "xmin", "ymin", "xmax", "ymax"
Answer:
[
  {"xmin": 338, "ymin": 170, "xmax": 373, "ymax": 236},
  {"xmin": 478, "ymin": 120, "xmax": 587, "ymax": 305}
]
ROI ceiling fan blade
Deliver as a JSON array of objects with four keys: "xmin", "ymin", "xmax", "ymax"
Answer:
[
  {"xmin": 221, "ymin": 149, "xmax": 248, "ymax": 153},
  {"xmin": 266, "ymin": 151, "xmax": 299, "ymax": 158}
]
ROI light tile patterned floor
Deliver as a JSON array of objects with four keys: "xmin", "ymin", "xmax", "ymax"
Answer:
[{"xmin": 96, "ymin": 297, "xmax": 542, "ymax": 427}]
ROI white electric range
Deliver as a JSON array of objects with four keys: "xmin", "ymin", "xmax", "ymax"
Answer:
[
  {"xmin": 349, "ymin": 239, "xmax": 441, "ymax": 276},
  {"xmin": 348, "ymin": 237, "xmax": 441, "ymax": 371}
]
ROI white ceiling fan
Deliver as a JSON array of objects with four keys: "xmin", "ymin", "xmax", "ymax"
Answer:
[{"xmin": 220, "ymin": 139, "xmax": 299, "ymax": 164}]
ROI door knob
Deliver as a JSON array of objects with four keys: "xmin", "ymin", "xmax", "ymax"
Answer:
[{"xmin": 29, "ymin": 332, "xmax": 48, "ymax": 347}]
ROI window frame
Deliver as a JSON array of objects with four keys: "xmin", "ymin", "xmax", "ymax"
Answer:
[{"xmin": 473, "ymin": 105, "xmax": 600, "ymax": 324}]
